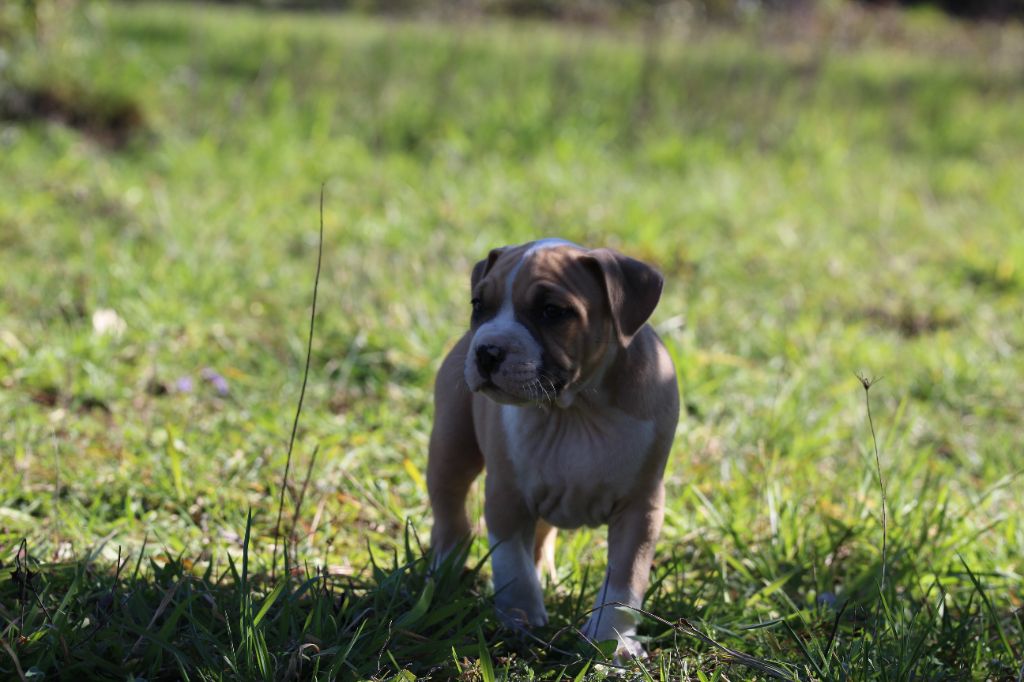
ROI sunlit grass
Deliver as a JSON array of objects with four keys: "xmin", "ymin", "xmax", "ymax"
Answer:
[{"xmin": 1, "ymin": 2, "xmax": 1022, "ymax": 678}]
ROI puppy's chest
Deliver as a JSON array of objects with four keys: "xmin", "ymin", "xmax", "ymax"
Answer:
[{"xmin": 500, "ymin": 405, "xmax": 654, "ymax": 529}]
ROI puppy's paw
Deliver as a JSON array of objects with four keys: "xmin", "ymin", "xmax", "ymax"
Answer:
[
  {"xmin": 495, "ymin": 591, "xmax": 548, "ymax": 630},
  {"xmin": 581, "ymin": 607, "xmax": 645, "ymax": 660},
  {"xmin": 612, "ymin": 635, "xmax": 646, "ymax": 661},
  {"xmin": 583, "ymin": 630, "xmax": 647, "ymax": 662}
]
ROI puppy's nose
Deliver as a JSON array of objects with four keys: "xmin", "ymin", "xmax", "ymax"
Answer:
[{"xmin": 476, "ymin": 344, "xmax": 506, "ymax": 377}]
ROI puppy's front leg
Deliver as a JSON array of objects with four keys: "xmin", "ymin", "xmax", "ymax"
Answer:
[
  {"xmin": 427, "ymin": 336, "xmax": 483, "ymax": 568},
  {"xmin": 485, "ymin": 477, "xmax": 548, "ymax": 629},
  {"xmin": 582, "ymin": 482, "xmax": 665, "ymax": 657}
]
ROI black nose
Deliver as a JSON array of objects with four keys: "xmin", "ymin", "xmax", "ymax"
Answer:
[{"xmin": 476, "ymin": 344, "xmax": 506, "ymax": 377}]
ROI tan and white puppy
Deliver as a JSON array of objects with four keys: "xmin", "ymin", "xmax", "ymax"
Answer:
[{"xmin": 427, "ymin": 239, "xmax": 679, "ymax": 657}]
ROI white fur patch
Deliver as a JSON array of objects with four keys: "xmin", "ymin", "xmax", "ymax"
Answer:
[
  {"xmin": 488, "ymin": 531, "xmax": 548, "ymax": 627},
  {"xmin": 583, "ymin": 578, "xmax": 645, "ymax": 657},
  {"xmin": 524, "ymin": 238, "xmax": 580, "ymax": 256},
  {"xmin": 502, "ymin": 405, "xmax": 655, "ymax": 529}
]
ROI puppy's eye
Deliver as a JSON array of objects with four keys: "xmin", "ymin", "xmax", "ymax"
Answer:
[
  {"xmin": 471, "ymin": 298, "xmax": 483, "ymax": 315},
  {"xmin": 541, "ymin": 303, "xmax": 573, "ymax": 321}
]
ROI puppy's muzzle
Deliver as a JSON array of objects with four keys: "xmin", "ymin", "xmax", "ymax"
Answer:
[{"xmin": 475, "ymin": 344, "xmax": 506, "ymax": 378}]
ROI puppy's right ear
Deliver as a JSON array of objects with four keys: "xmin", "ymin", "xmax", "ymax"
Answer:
[
  {"xmin": 471, "ymin": 247, "xmax": 506, "ymax": 289},
  {"xmin": 582, "ymin": 248, "xmax": 664, "ymax": 346}
]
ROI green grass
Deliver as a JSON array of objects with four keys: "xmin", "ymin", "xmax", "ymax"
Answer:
[{"xmin": 2, "ymin": 2, "xmax": 1023, "ymax": 678}]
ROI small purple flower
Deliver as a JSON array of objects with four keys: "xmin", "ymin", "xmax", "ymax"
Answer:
[
  {"xmin": 175, "ymin": 376, "xmax": 194, "ymax": 394},
  {"xmin": 201, "ymin": 367, "xmax": 230, "ymax": 396}
]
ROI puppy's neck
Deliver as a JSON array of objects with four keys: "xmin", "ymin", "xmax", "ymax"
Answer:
[{"xmin": 548, "ymin": 338, "xmax": 620, "ymax": 410}]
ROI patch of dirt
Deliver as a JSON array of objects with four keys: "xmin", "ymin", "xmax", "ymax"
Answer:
[
  {"xmin": 860, "ymin": 304, "xmax": 959, "ymax": 338},
  {"xmin": 29, "ymin": 385, "xmax": 60, "ymax": 407},
  {"xmin": 0, "ymin": 83, "xmax": 145, "ymax": 148},
  {"xmin": 960, "ymin": 260, "xmax": 1021, "ymax": 294}
]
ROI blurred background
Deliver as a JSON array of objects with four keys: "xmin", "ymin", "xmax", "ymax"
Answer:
[{"xmin": 1, "ymin": 0, "xmax": 1023, "ymax": 676}]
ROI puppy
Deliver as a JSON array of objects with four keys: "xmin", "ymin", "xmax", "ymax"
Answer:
[{"xmin": 427, "ymin": 239, "xmax": 679, "ymax": 656}]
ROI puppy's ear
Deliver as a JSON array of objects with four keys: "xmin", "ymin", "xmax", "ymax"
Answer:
[
  {"xmin": 471, "ymin": 247, "xmax": 506, "ymax": 289},
  {"xmin": 583, "ymin": 248, "xmax": 664, "ymax": 345}
]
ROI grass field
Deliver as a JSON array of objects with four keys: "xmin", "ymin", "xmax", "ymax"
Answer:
[{"xmin": 2, "ymin": 2, "xmax": 1023, "ymax": 678}]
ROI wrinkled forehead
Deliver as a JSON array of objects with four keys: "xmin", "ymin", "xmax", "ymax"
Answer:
[{"xmin": 479, "ymin": 241, "xmax": 599, "ymax": 301}]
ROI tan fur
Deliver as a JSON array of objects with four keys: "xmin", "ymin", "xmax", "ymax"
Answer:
[{"xmin": 427, "ymin": 240, "xmax": 679, "ymax": 657}]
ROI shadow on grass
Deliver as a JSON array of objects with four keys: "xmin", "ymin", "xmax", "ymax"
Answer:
[
  {"xmin": 0, "ymin": 83, "xmax": 146, "ymax": 149},
  {"xmin": 1, "ymin": 529, "xmax": 502, "ymax": 680},
  {"xmin": 3, "ymin": 521, "xmax": 1021, "ymax": 680}
]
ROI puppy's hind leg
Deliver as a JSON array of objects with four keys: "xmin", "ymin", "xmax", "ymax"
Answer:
[
  {"xmin": 533, "ymin": 519, "xmax": 557, "ymax": 582},
  {"xmin": 427, "ymin": 336, "xmax": 483, "ymax": 568}
]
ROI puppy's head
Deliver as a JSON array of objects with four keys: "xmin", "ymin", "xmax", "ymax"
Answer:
[{"xmin": 463, "ymin": 239, "xmax": 663, "ymax": 407}]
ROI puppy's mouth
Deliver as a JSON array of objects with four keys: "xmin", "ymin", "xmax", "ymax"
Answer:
[{"xmin": 474, "ymin": 373, "xmax": 568, "ymax": 406}]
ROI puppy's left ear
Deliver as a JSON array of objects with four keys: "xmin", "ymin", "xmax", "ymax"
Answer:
[
  {"xmin": 583, "ymin": 248, "xmax": 664, "ymax": 345},
  {"xmin": 471, "ymin": 247, "xmax": 507, "ymax": 290}
]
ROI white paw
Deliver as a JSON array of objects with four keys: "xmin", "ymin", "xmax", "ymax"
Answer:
[
  {"xmin": 613, "ymin": 634, "xmax": 647, "ymax": 661},
  {"xmin": 495, "ymin": 590, "xmax": 548, "ymax": 629},
  {"xmin": 489, "ymin": 533, "xmax": 548, "ymax": 629},
  {"xmin": 582, "ymin": 606, "xmax": 645, "ymax": 659}
]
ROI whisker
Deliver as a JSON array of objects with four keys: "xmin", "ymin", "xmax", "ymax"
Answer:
[
  {"xmin": 537, "ymin": 371, "xmax": 560, "ymax": 402},
  {"xmin": 533, "ymin": 375, "xmax": 553, "ymax": 404}
]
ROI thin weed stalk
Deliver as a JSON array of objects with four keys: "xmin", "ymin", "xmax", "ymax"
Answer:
[
  {"xmin": 857, "ymin": 372, "xmax": 889, "ymax": 672},
  {"xmin": 857, "ymin": 373, "xmax": 888, "ymax": 594},
  {"xmin": 286, "ymin": 443, "xmax": 320, "ymax": 569},
  {"xmin": 271, "ymin": 183, "xmax": 326, "ymax": 580}
]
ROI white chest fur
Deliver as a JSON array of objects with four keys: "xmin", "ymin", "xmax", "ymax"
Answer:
[{"xmin": 501, "ymin": 403, "xmax": 655, "ymax": 528}]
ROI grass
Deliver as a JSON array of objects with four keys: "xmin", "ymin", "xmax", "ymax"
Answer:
[{"xmin": 2, "ymin": 1, "xmax": 1023, "ymax": 678}]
